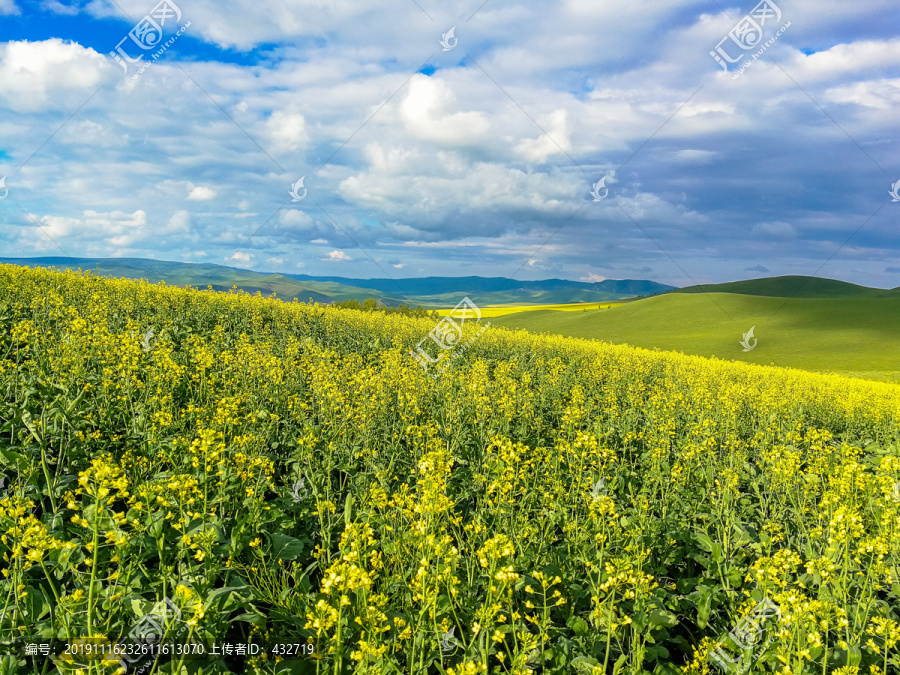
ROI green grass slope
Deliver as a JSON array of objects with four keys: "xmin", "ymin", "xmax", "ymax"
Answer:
[
  {"xmin": 673, "ymin": 275, "xmax": 900, "ymax": 298},
  {"xmin": 491, "ymin": 292, "xmax": 900, "ymax": 382}
]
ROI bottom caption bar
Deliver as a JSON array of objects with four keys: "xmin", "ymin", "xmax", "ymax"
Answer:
[{"xmin": 0, "ymin": 640, "xmax": 316, "ymax": 661}]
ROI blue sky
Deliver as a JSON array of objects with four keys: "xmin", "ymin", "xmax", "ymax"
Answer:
[{"xmin": 0, "ymin": 0, "xmax": 898, "ymax": 286}]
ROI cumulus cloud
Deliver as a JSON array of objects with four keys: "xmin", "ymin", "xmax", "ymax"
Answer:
[
  {"xmin": 324, "ymin": 250, "xmax": 351, "ymax": 261},
  {"xmin": 263, "ymin": 110, "xmax": 308, "ymax": 153},
  {"xmin": 187, "ymin": 186, "xmax": 217, "ymax": 201},
  {"xmin": 399, "ymin": 75, "xmax": 491, "ymax": 145},
  {"xmin": 14, "ymin": 209, "xmax": 151, "ymax": 252},
  {"xmin": 515, "ymin": 109, "xmax": 572, "ymax": 163},
  {"xmin": 0, "ymin": 39, "xmax": 111, "ymax": 112}
]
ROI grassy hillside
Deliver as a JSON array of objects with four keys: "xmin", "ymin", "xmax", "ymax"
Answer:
[
  {"xmin": 673, "ymin": 275, "xmax": 900, "ymax": 298},
  {"xmin": 491, "ymin": 292, "xmax": 900, "ymax": 382}
]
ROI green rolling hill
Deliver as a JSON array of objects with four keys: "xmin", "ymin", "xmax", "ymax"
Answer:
[
  {"xmin": 671, "ymin": 275, "xmax": 900, "ymax": 299},
  {"xmin": 491, "ymin": 289, "xmax": 900, "ymax": 383}
]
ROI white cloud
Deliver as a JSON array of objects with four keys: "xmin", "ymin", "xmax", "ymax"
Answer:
[
  {"xmin": 324, "ymin": 250, "xmax": 351, "ymax": 261},
  {"xmin": 58, "ymin": 120, "xmax": 127, "ymax": 147},
  {"xmin": 267, "ymin": 257, "xmax": 284, "ymax": 265},
  {"xmin": 311, "ymin": 238, "xmax": 329, "ymax": 244},
  {"xmin": 187, "ymin": 186, "xmax": 217, "ymax": 201},
  {"xmin": 515, "ymin": 109, "xmax": 571, "ymax": 163},
  {"xmin": 791, "ymin": 39, "xmax": 900, "ymax": 81},
  {"xmin": 280, "ymin": 210, "xmax": 315, "ymax": 228},
  {"xmin": 15, "ymin": 209, "xmax": 149, "ymax": 251},
  {"xmin": 582, "ymin": 273, "xmax": 607, "ymax": 283},
  {"xmin": 825, "ymin": 78, "xmax": 900, "ymax": 110},
  {"xmin": 263, "ymin": 110, "xmax": 307, "ymax": 153},
  {"xmin": 393, "ymin": 263, "xmax": 403, "ymax": 269},
  {"xmin": 339, "ymin": 146, "xmax": 578, "ymax": 238},
  {"xmin": 41, "ymin": 0, "xmax": 78, "ymax": 14},
  {"xmin": 0, "ymin": 39, "xmax": 111, "ymax": 112},
  {"xmin": 227, "ymin": 252, "xmax": 252, "ymax": 263},
  {"xmin": 166, "ymin": 210, "xmax": 192, "ymax": 234},
  {"xmin": 0, "ymin": 0, "xmax": 19, "ymax": 15},
  {"xmin": 399, "ymin": 75, "xmax": 491, "ymax": 145}
]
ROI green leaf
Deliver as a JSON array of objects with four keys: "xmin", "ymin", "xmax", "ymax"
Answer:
[
  {"xmin": 270, "ymin": 533, "xmax": 307, "ymax": 561},
  {"xmin": 0, "ymin": 654, "xmax": 21, "ymax": 675},
  {"xmin": 230, "ymin": 609, "xmax": 267, "ymax": 626},
  {"xmin": 695, "ymin": 586, "xmax": 716, "ymax": 629},
  {"xmin": 206, "ymin": 584, "xmax": 254, "ymax": 613},
  {"xmin": 695, "ymin": 532, "xmax": 714, "ymax": 553},
  {"xmin": 632, "ymin": 611, "xmax": 648, "ymax": 632},
  {"xmin": 648, "ymin": 609, "xmax": 678, "ymax": 629},
  {"xmin": 82, "ymin": 503, "xmax": 117, "ymax": 530},
  {"xmin": 566, "ymin": 615, "xmax": 589, "ymax": 637},
  {"xmin": 572, "ymin": 656, "xmax": 600, "ymax": 673},
  {"xmin": 0, "ymin": 449, "xmax": 29, "ymax": 472}
]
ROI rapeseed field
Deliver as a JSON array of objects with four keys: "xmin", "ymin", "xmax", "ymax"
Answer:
[{"xmin": 0, "ymin": 264, "xmax": 898, "ymax": 675}]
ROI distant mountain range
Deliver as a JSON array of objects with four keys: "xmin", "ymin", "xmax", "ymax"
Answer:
[{"xmin": 0, "ymin": 257, "xmax": 676, "ymax": 306}]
